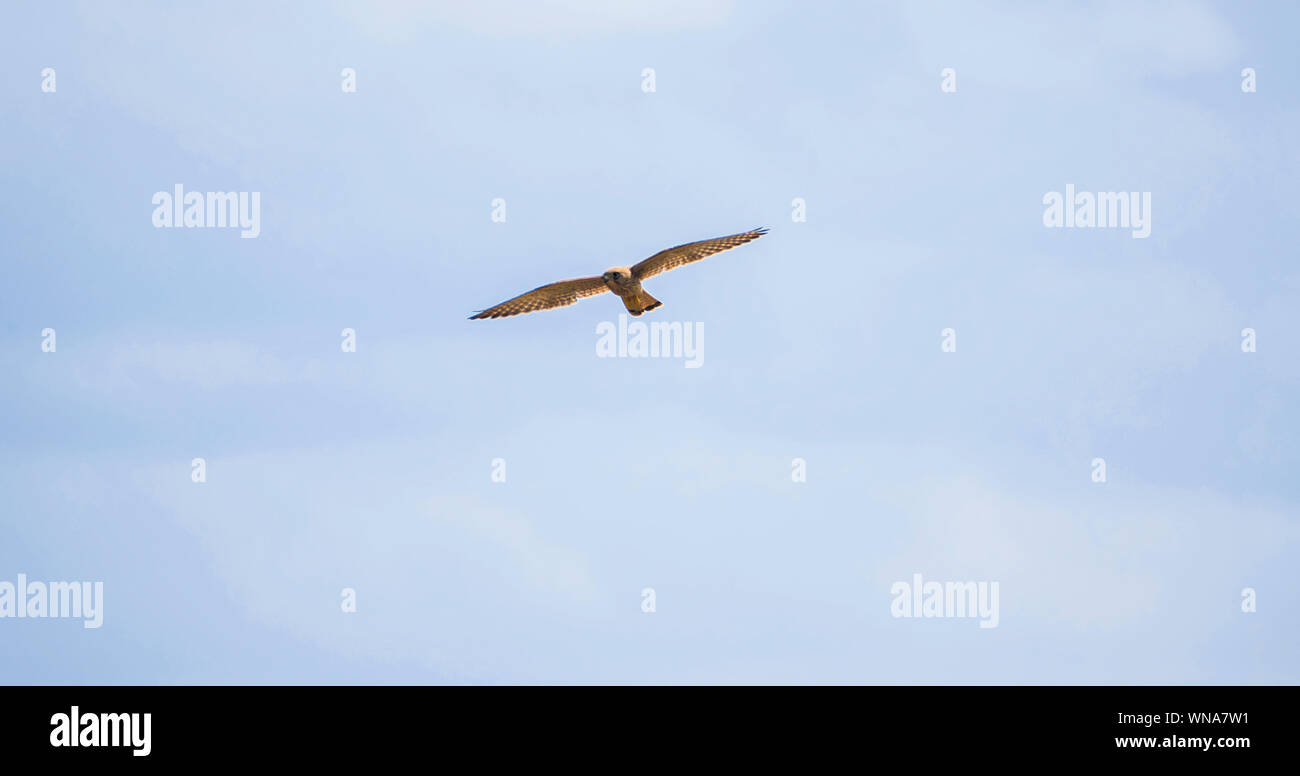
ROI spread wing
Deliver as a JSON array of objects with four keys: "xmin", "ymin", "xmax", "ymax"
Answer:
[
  {"xmin": 630, "ymin": 228, "xmax": 768, "ymax": 281},
  {"xmin": 469, "ymin": 276, "xmax": 610, "ymax": 320}
]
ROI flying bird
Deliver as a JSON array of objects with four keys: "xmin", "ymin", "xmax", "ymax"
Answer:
[{"xmin": 469, "ymin": 228, "xmax": 768, "ymax": 320}]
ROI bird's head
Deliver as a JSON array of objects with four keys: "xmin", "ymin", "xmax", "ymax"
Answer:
[{"xmin": 603, "ymin": 268, "xmax": 628, "ymax": 283}]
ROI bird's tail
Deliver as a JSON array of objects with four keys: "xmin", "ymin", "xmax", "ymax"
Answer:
[{"xmin": 623, "ymin": 291, "xmax": 662, "ymax": 316}]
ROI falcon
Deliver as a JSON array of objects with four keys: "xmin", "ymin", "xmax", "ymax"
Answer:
[{"xmin": 469, "ymin": 228, "xmax": 768, "ymax": 320}]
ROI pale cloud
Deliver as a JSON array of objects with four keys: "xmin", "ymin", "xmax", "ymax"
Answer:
[
  {"xmin": 879, "ymin": 471, "xmax": 1297, "ymax": 632},
  {"xmin": 133, "ymin": 443, "xmax": 599, "ymax": 677},
  {"xmin": 903, "ymin": 0, "xmax": 1241, "ymax": 89},
  {"xmin": 335, "ymin": 0, "xmax": 736, "ymax": 40}
]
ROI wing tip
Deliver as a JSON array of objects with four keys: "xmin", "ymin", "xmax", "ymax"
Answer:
[{"xmin": 470, "ymin": 309, "xmax": 517, "ymax": 320}]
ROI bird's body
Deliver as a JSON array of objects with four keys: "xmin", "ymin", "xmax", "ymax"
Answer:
[
  {"xmin": 600, "ymin": 267, "xmax": 661, "ymax": 316},
  {"xmin": 469, "ymin": 228, "xmax": 767, "ymax": 320}
]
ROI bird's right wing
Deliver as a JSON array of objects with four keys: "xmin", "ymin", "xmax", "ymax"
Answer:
[
  {"xmin": 630, "ymin": 228, "xmax": 768, "ymax": 281},
  {"xmin": 469, "ymin": 276, "xmax": 610, "ymax": 319}
]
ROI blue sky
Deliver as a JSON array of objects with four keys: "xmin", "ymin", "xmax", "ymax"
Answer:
[{"xmin": 1, "ymin": 0, "xmax": 1296, "ymax": 683}]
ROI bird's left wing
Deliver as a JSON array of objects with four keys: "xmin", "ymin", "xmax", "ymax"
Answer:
[
  {"xmin": 469, "ymin": 275, "xmax": 609, "ymax": 320},
  {"xmin": 630, "ymin": 228, "xmax": 767, "ymax": 281}
]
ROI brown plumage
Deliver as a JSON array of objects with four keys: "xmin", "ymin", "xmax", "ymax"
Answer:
[{"xmin": 469, "ymin": 228, "xmax": 767, "ymax": 320}]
